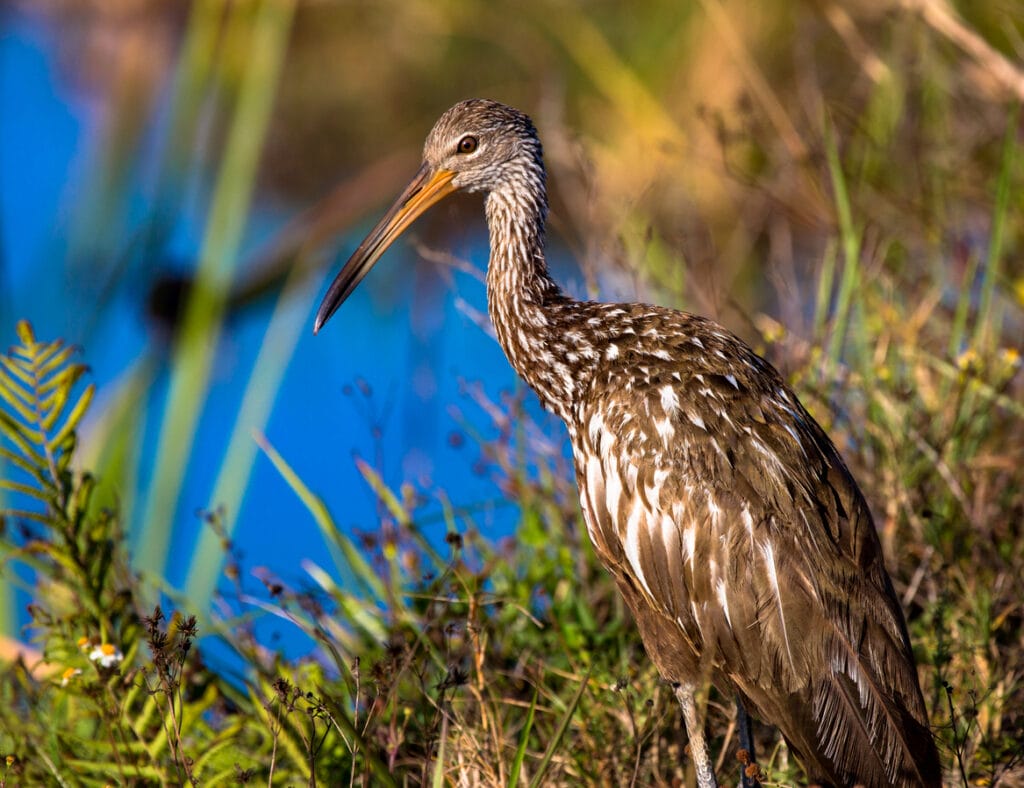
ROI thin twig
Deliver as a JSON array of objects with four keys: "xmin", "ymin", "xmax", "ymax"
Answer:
[
  {"xmin": 901, "ymin": 0, "xmax": 1024, "ymax": 102},
  {"xmin": 944, "ymin": 681, "xmax": 971, "ymax": 787}
]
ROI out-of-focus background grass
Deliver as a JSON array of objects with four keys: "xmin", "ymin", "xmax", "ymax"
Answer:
[{"xmin": 0, "ymin": 0, "xmax": 1022, "ymax": 785}]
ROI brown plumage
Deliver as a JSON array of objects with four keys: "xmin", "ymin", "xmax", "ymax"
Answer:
[{"xmin": 314, "ymin": 99, "xmax": 942, "ymax": 787}]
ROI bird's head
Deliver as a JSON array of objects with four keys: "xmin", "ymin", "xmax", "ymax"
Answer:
[
  {"xmin": 314, "ymin": 99, "xmax": 544, "ymax": 334},
  {"xmin": 422, "ymin": 99, "xmax": 544, "ymax": 193}
]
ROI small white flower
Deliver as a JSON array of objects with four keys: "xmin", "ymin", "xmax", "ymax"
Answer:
[
  {"xmin": 60, "ymin": 667, "xmax": 82, "ymax": 686},
  {"xmin": 88, "ymin": 643, "xmax": 124, "ymax": 668}
]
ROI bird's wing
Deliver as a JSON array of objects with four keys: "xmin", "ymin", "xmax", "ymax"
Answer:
[{"xmin": 571, "ymin": 314, "xmax": 937, "ymax": 786}]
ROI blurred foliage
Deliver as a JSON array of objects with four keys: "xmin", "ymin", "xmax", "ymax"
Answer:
[{"xmin": 1, "ymin": 0, "xmax": 1023, "ymax": 784}]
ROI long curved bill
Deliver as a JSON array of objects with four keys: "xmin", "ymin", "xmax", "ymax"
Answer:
[{"xmin": 313, "ymin": 164, "xmax": 458, "ymax": 333}]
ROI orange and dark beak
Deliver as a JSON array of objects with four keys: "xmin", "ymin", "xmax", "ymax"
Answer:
[{"xmin": 313, "ymin": 164, "xmax": 458, "ymax": 333}]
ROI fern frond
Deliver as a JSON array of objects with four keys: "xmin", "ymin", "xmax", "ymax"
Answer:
[{"xmin": 0, "ymin": 320, "xmax": 95, "ymax": 520}]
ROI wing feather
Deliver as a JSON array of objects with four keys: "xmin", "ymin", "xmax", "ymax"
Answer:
[{"xmin": 570, "ymin": 311, "xmax": 940, "ymax": 787}]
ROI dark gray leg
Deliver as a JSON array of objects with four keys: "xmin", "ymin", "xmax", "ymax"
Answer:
[{"xmin": 736, "ymin": 695, "xmax": 758, "ymax": 787}]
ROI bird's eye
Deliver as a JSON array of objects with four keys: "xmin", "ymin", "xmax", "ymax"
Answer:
[{"xmin": 456, "ymin": 135, "xmax": 478, "ymax": 154}]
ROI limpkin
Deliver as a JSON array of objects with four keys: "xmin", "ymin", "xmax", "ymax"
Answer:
[{"xmin": 314, "ymin": 99, "xmax": 941, "ymax": 787}]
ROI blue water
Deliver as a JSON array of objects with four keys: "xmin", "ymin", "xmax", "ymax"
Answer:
[{"xmin": 0, "ymin": 14, "xmax": 567, "ymax": 661}]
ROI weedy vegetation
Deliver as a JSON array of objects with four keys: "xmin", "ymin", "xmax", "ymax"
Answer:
[{"xmin": 1, "ymin": 0, "xmax": 1023, "ymax": 785}]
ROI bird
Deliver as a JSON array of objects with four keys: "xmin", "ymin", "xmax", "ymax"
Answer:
[{"xmin": 313, "ymin": 99, "xmax": 942, "ymax": 788}]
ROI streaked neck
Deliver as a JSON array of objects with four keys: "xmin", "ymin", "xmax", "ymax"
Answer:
[{"xmin": 484, "ymin": 186, "xmax": 593, "ymax": 422}]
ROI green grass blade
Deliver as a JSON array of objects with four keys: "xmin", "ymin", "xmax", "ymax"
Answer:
[
  {"xmin": 183, "ymin": 264, "xmax": 318, "ymax": 611},
  {"xmin": 528, "ymin": 670, "xmax": 590, "ymax": 788},
  {"xmin": 811, "ymin": 238, "xmax": 838, "ymax": 346},
  {"xmin": 431, "ymin": 712, "xmax": 448, "ymax": 788},
  {"xmin": 971, "ymin": 102, "xmax": 1018, "ymax": 352},
  {"xmin": 135, "ymin": 0, "xmax": 296, "ymax": 585},
  {"xmin": 824, "ymin": 119, "xmax": 863, "ymax": 372},
  {"xmin": 355, "ymin": 458, "xmax": 411, "ymax": 526},
  {"xmin": 509, "ymin": 686, "xmax": 538, "ymax": 787},
  {"xmin": 303, "ymin": 560, "xmax": 387, "ymax": 643},
  {"xmin": 948, "ymin": 251, "xmax": 980, "ymax": 359},
  {"xmin": 318, "ymin": 689, "xmax": 398, "ymax": 788},
  {"xmin": 253, "ymin": 431, "xmax": 386, "ymax": 601}
]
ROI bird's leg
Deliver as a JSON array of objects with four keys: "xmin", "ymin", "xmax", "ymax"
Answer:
[
  {"xmin": 736, "ymin": 695, "xmax": 757, "ymax": 788},
  {"xmin": 674, "ymin": 683, "xmax": 718, "ymax": 788}
]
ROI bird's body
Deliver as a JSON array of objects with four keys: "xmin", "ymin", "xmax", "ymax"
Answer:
[{"xmin": 314, "ymin": 99, "xmax": 942, "ymax": 787}]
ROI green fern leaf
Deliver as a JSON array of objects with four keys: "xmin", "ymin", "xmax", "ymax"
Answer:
[
  {"xmin": 1, "ymin": 507, "xmax": 51, "ymax": 524},
  {"xmin": 35, "ymin": 343, "xmax": 78, "ymax": 380},
  {"xmin": 0, "ymin": 353, "xmax": 37, "ymax": 390},
  {"xmin": 1, "ymin": 320, "xmax": 94, "ymax": 519},
  {"xmin": 0, "ymin": 445, "xmax": 48, "ymax": 486},
  {"xmin": 14, "ymin": 319, "xmax": 39, "ymax": 348},
  {"xmin": 0, "ymin": 362, "xmax": 37, "ymax": 424},
  {"xmin": 0, "ymin": 410, "xmax": 47, "ymax": 468},
  {"xmin": 48, "ymin": 383, "xmax": 95, "ymax": 455},
  {"xmin": 0, "ymin": 478, "xmax": 55, "ymax": 504}
]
